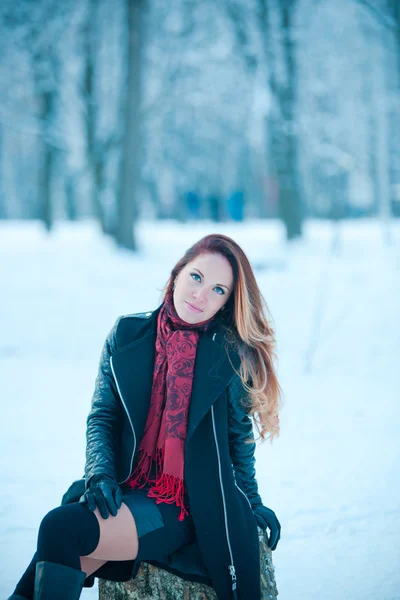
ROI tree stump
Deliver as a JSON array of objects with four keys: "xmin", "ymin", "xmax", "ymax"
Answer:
[{"xmin": 98, "ymin": 528, "xmax": 279, "ymax": 599}]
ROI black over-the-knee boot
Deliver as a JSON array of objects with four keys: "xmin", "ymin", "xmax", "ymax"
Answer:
[
  {"xmin": 10, "ymin": 499, "xmax": 100, "ymax": 600},
  {"xmin": 33, "ymin": 561, "xmax": 87, "ymax": 600},
  {"xmin": 33, "ymin": 502, "xmax": 100, "ymax": 599}
]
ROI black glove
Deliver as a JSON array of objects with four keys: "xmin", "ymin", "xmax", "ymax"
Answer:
[
  {"xmin": 252, "ymin": 504, "xmax": 281, "ymax": 551},
  {"xmin": 79, "ymin": 474, "xmax": 123, "ymax": 519}
]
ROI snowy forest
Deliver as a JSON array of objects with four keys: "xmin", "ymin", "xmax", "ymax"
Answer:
[{"xmin": 1, "ymin": 0, "xmax": 399, "ymax": 248}]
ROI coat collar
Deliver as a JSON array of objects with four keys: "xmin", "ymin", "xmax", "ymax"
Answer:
[{"xmin": 113, "ymin": 302, "xmax": 241, "ymax": 444}]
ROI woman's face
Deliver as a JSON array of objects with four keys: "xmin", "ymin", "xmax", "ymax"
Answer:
[{"xmin": 173, "ymin": 253, "xmax": 234, "ymax": 324}]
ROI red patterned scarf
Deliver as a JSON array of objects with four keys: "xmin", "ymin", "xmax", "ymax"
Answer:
[{"xmin": 126, "ymin": 290, "xmax": 214, "ymax": 520}]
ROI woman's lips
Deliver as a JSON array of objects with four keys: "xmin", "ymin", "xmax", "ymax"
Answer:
[{"xmin": 185, "ymin": 301, "xmax": 203, "ymax": 313}]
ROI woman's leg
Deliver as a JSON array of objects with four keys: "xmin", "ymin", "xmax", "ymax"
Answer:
[
  {"xmin": 11, "ymin": 500, "xmax": 140, "ymax": 598},
  {"xmin": 36, "ymin": 502, "xmax": 101, "ymax": 571},
  {"xmin": 37, "ymin": 501, "xmax": 140, "ymax": 571},
  {"xmin": 80, "ymin": 502, "xmax": 140, "ymax": 575}
]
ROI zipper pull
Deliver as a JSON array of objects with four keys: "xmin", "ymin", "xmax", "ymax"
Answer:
[
  {"xmin": 229, "ymin": 564, "xmax": 239, "ymax": 598},
  {"xmin": 229, "ymin": 565, "xmax": 237, "ymax": 586}
]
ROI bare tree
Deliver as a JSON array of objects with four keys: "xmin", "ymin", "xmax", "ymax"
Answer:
[
  {"xmin": 389, "ymin": 0, "xmax": 400, "ymax": 78},
  {"xmin": 81, "ymin": 0, "xmax": 123, "ymax": 234},
  {"xmin": 82, "ymin": 0, "xmax": 105, "ymax": 231},
  {"xmin": 257, "ymin": 0, "xmax": 303, "ymax": 239},
  {"xmin": 358, "ymin": 0, "xmax": 399, "ymax": 232},
  {"xmin": 116, "ymin": 0, "xmax": 146, "ymax": 249},
  {"xmin": 32, "ymin": 50, "xmax": 58, "ymax": 231},
  {"xmin": 1, "ymin": 0, "xmax": 72, "ymax": 229},
  {"xmin": 225, "ymin": 0, "xmax": 303, "ymax": 238}
]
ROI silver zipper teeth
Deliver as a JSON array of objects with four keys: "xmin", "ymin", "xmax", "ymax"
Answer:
[
  {"xmin": 211, "ymin": 405, "xmax": 237, "ymax": 592},
  {"xmin": 110, "ymin": 356, "xmax": 137, "ymax": 485},
  {"xmin": 232, "ymin": 468, "xmax": 253, "ymax": 510}
]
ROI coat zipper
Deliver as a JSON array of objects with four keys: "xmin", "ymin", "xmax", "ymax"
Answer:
[
  {"xmin": 211, "ymin": 405, "xmax": 239, "ymax": 599},
  {"xmin": 232, "ymin": 467, "xmax": 253, "ymax": 510},
  {"xmin": 110, "ymin": 356, "xmax": 137, "ymax": 485}
]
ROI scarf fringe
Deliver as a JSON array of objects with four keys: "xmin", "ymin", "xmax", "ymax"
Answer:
[
  {"xmin": 147, "ymin": 474, "xmax": 189, "ymax": 521},
  {"xmin": 127, "ymin": 447, "xmax": 189, "ymax": 521},
  {"xmin": 125, "ymin": 449, "xmax": 155, "ymax": 489}
]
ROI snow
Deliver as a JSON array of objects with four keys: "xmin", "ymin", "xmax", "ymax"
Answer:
[{"xmin": 0, "ymin": 218, "xmax": 399, "ymax": 600}]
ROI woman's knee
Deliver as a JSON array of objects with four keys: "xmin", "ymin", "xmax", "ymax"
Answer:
[
  {"xmin": 37, "ymin": 502, "xmax": 100, "ymax": 560},
  {"xmin": 38, "ymin": 505, "xmax": 68, "ymax": 541}
]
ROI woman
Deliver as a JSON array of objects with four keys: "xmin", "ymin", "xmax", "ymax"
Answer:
[{"xmin": 9, "ymin": 233, "xmax": 282, "ymax": 600}]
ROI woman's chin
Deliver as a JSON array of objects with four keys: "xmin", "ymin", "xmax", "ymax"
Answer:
[{"xmin": 177, "ymin": 302, "xmax": 205, "ymax": 324}]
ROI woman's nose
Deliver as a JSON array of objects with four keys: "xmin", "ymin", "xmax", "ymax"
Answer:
[{"xmin": 193, "ymin": 287, "xmax": 207, "ymax": 302}]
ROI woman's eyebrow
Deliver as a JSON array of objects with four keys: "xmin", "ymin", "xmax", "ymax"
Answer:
[{"xmin": 192, "ymin": 268, "xmax": 230, "ymax": 290}]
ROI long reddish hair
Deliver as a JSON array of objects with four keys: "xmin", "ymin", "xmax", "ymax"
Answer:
[{"xmin": 160, "ymin": 233, "xmax": 283, "ymax": 443}]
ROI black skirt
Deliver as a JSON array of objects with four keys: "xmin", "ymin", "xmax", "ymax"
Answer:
[
  {"xmin": 90, "ymin": 480, "xmax": 195, "ymax": 584},
  {"xmin": 122, "ymin": 485, "xmax": 194, "ymax": 554}
]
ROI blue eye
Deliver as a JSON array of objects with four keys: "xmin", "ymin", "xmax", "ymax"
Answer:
[{"xmin": 190, "ymin": 273, "xmax": 225, "ymax": 295}]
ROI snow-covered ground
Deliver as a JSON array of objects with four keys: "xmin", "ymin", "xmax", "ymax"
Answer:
[{"xmin": 0, "ymin": 218, "xmax": 399, "ymax": 600}]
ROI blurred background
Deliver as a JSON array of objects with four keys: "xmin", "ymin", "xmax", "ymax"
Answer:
[
  {"xmin": 0, "ymin": 1, "xmax": 399, "ymax": 599},
  {"xmin": 0, "ymin": 0, "xmax": 399, "ymax": 235}
]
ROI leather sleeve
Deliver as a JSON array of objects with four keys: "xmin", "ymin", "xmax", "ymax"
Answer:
[
  {"xmin": 227, "ymin": 374, "xmax": 263, "ymax": 507},
  {"xmin": 84, "ymin": 318, "xmax": 123, "ymax": 489}
]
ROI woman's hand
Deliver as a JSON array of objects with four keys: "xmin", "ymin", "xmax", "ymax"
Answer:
[
  {"xmin": 252, "ymin": 504, "xmax": 281, "ymax": 551},
  {"xmin": 79, "ymin": 474, "xmax": 123, "ymax": 519}
]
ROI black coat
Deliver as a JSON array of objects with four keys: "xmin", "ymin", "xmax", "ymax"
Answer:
[{"xmin": 62, "ymin": 304, "xmax": 264, "ymax": 600}]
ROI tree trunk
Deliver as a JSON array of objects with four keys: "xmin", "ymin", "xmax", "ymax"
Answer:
[
  {"xmin": 37, "ymin": 90, "xmax": 55, "ymax": 231},
  {"xmin": 387, "ymin": 0, "xmax": 400, "ymax": 216},
  {"xmin": 99, "ymin": 529, "xmax": 278, "ymax": 600},
  {"xmin": 84, "ymin": 0, "xmax": 108, "ymax": 232},
  {"xmin": 116, "ymin": 0, "xmax": 145, "ymax": 250},
  {"xmin": 64, "ymin": 175, "xmax": 78, "ymax": 221},
  {"xmin": 373, "ymin": 35, "xmax": 391, "ymax": 230},
  {"xmin": 391, "ymin": 1, "xmax": 400, "ymax": 80},
  {"xmin": 363, "ymin": 8, "xmax": 392, "ymax": 234},
  {"xmin": 259, "ymin": 0, "xmax": 303, "ymax": 240}
]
